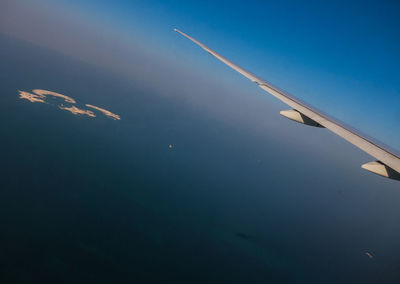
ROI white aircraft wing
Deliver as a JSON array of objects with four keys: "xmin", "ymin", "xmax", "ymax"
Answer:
[{"xmin": 174, "ymin": 28, "xmax": 400, "ymax": 181}]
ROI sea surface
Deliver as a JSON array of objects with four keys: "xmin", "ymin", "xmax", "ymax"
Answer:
[{"xmin": 1, "ymin": 34, "xmax": 400, "ymax": 283}]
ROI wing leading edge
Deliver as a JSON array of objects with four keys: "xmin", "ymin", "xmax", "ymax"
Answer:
[{"xmin": 174, "ymin": 28, "xmax": 400, "ymax": 181}]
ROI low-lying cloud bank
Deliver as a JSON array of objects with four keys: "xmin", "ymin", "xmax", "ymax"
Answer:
[{"xmin": 18, "ymin": 89, "xmax": 120, "ymax": 120}]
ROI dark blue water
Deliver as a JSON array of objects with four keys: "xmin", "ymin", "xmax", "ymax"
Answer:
[{"xmin": 1, "ymin": 35, "xmax": 400, "ymax": 283}]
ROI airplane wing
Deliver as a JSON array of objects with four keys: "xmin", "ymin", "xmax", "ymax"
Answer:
[{"xmin": 174, "ymin": 28, "xmax": 400, "ymax": 181}]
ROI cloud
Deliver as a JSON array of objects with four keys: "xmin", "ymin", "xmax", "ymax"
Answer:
[
  {"xmin": 59, "ymin": 105, "xmax": 95, "ymax": 117},
  {"xmin": 18, "ymin": 90, "xmax": 46, "ymax": 103},
  {"xmin": 85, "ymin": 104, "xmax": 120, "ymax": 120},
  {"xmin": 17, "ymin": 89, "xmax": 120, "ymax": 120},
  {"xmin": 32, "ymin": 89, "xmax": 76, "ymax": 103}
]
